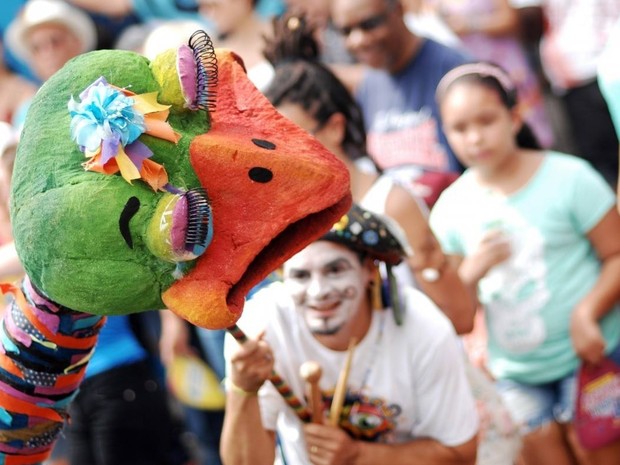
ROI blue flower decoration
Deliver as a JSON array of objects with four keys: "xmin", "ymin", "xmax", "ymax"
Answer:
[{"xmin": 69, "ymin": 77, "xmax": 145, "ymax": 162}]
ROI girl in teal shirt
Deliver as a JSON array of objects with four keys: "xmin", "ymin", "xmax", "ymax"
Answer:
[{"xmin": 430, "ymin": 62, "xmax": 620, "ymax": 465}]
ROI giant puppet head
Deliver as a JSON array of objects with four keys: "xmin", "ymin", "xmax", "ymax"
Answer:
[{"xmin": 9, "ymin": 31, "xmax": 351, "ymax": 329}]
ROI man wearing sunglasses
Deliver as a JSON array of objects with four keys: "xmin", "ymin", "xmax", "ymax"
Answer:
[{"xmin": 331, "ymin": 0, "xmax": 472, "ymax": 208}]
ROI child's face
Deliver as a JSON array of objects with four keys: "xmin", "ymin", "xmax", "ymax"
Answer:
[{"xmin": 440, "ymin": 81, "xmax": 520, "ymax": 171}]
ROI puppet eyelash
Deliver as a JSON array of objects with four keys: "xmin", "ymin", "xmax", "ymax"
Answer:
[
  {"xmin": 184, "ymin": 187, "xmax": 213, "ymax": 257},
  {"xmin": 189, "ymin": 30, "xmax": 218, "ymax": 112}
]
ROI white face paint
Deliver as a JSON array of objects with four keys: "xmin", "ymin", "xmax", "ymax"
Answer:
[{"xmin": 283, "ymin": 241, "xmax": 370, "ymax": 335}]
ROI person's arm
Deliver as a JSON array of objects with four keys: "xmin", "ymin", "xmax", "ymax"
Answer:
[
  {"xmin": 618, "ymin": 147, "xmax": 620, "ymax": 205},
  {"xmin": 456, "ymin": 228, "xmax": 512, "ymax": 295},
  {"xmin": 67, "ymin": 0, "xmax": 133, "ymax": 16},
  {"xmin": 221, "ymin": 390, "xmax": 277, "ymax": 465},
  {"xmin": 385, "ymin": 186, "xmax": 477, "ymax": 334},
  {"xmin": 220, "ymin": 334, "xmax": 277, "ymax": 465},
  {"xmin": 571, "ymin": 206, "xmax": 620, "ymax": 364},
  {"xmin": 158, "ymin": 309, "xmax": 198, "ymax": 366},
  {"xmin": 303, "ymin": 422, "xmax": 477, "ymax": 465},
  {"xmin": 440, "ymin": 0, "xmax": 520, "ymax": 37},
  {"xmin": 357, "ymin": 434, "xmax": 477, "ymax": 465}
]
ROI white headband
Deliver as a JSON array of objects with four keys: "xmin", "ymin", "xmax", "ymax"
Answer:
[{"xmin": 436, "ymin": 63, "xmax": 516, "ymax": 101}]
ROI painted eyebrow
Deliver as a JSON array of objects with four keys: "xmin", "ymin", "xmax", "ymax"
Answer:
[
  {"xmin": 287, "ymin": 257, "xmax": 354, "ymax": 275},
  {"xmin": 323, "ymin": 257, "xmax": 354, "ymax": 269}
]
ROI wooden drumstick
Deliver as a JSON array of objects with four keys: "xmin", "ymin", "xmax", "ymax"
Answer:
[
  {"xmin": 300, "ymin": 360, "xmax": 324, "ymax": 424},
  {"xmin": 330, "ymin": 337, "xmax": 357, "ymax": 426}
]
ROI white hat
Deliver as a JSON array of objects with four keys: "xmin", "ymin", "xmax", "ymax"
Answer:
[
  {"xmin": 142, "ymin": 20, "xmax": 207, "ymax": 60},
  {"xmin": 5, "ymin": 0, "xmax": 97, "ymax": 62}
]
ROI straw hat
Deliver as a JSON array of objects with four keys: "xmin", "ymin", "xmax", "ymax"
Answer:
[{"xmin": 5, "ymin": 0, "xmax": 97, "ymax": 62}]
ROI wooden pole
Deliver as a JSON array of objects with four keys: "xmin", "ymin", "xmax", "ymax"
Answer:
[{"xmin": 329, "ymin": 337, "xmax": 357, "ymax": 426}]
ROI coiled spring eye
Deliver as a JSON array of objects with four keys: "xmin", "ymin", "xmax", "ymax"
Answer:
[
  {"xmin": 146, "ymin": 188, "xmax": 213, "ymax": 263},
  {"xmin": 184, "ymin": 187, "xmax": 213, "ymax": 257},
  {"xmin": 183, "ymin": 30, "xmax": 218, "ymax": 112}
]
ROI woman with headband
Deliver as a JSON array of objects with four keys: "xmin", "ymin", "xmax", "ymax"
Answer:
[{"xmin": 431, "ymin": 62, "xmax": 620, "ymax": 465}]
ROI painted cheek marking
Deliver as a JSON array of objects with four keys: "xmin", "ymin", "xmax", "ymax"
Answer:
[{"xmin": 342, "ymin": 286, "xmax": 358, "ymax": 300}]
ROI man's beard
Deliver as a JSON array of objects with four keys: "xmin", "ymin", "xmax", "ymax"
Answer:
[{"xmin": 310, "ymin": 318, "xmax": 344, "ymax": 336}]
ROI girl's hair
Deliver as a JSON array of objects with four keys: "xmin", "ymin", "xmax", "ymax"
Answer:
[
  {"xmin": 436, "ymin": 62, "xmax": 541, "ymax": 150},
  {"xmin": 263, "ymin": 13, "xmax": 369, "ymax": 161}
]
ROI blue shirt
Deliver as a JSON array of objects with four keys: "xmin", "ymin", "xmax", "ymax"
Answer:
[
  {"xmin": 86, "ymin": 314, "xmax": 147, "ymax": 378},
  {"xmin": 356, "ymin": 39, "xmax": 471, "ymax": 174}
]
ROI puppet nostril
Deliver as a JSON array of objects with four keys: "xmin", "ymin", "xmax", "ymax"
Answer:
[
  {"xmin": 249, "ymin": 167, "xmax": 273, "ymax": 183},
  {"xmin": 252, "ymin": 138, "xmax": 276, "ymax": 150}
]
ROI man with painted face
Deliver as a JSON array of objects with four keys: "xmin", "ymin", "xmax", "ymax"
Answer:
[{"xmin": 221, "ymin": 204, "xmax": 479, "ymax": 465}]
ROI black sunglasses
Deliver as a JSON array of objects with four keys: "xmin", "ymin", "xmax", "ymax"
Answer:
[{"xmin": 335, "ymin": 10, "xmax": 392, "ymax": 37}]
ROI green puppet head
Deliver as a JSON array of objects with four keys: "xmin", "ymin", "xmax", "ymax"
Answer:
[{"xmin": 10, "ymin": 31, "xmax": 351, "ymax": 329}]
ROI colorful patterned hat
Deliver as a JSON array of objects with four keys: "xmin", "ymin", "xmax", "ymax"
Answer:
[
  {"xmin": 322, "ymin": 203, "xmax": 411, "ymax": 325},
  {"xmin": 321, "ymin": 203, "xmax": 410, "ymax": 265}
]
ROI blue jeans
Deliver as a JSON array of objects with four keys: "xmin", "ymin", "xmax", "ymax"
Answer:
[{"xmin": 497, "ymin": 342, "xmax": 620, "ymax": 433}]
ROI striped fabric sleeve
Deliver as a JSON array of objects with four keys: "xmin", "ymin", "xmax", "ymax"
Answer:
[{"xmin": 0, "ymin": 277, "xmax": 104, "ymax": 464}]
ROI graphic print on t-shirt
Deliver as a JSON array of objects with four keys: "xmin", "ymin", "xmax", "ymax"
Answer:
[
  {"xmin": 316, "ymin": 389, "xmax": 402, "ymax": 442},
  {"xmin": 480, "ymin": 212, "xmax": 550, "ymax": 354},
  {"xmin": 367, "ymin": 108, "xmax": 449, "ymax": 172}
]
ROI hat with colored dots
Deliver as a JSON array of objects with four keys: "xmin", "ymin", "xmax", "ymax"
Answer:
[
  {"xmin": 322, "ymin": 203, "xmax": 411, "ymax": 325},
  {"xmin": 321, "ymin": 203, "xmax": 411, "ymax": 266}
]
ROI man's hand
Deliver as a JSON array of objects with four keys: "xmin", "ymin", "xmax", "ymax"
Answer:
[
  {"xmin": 230, "ymin": 332, "xmax": 274, "ymax": 393},
  {"xmin": 303, "ymin": 423, "xmax": 360, "ymax": 465}
]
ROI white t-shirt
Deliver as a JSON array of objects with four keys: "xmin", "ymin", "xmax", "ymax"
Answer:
[
  {"xmin": 226, "ymin": 283, "xmax": 479, "ymax": 464},
  {"xmin": 509, "ymin": 0, "xmax": 541, "ymax": 7},
  {"xmin": 404, "ymin": 12, "xmax": 462, "ymax": 49},
  {"xmin": 539, "ymin": 0, "xmax": 620, "ymax": 90},
  {"xmin": 598, "ymin": 17, "xmax": 620, "ymax": 138}
]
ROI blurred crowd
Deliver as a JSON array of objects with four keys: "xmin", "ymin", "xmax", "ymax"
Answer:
[{"xmin": 0, "ymin": 1, "xmax": 619, "ymax": 465}]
